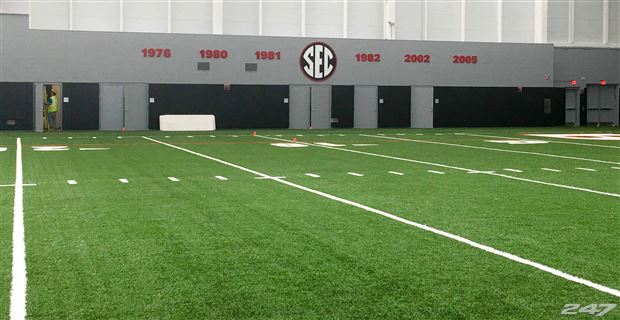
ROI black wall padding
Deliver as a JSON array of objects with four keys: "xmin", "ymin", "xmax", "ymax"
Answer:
[
  {"xmin": 149, "ymin": 84, "xmax": 289, "ymax": 129},
  {"xmin": 0, "ymin": 82, "xmax": 33, "ymax": 130},
  {"xmin": 433, "ymin": 87, "xmax": 565, "ymax": 127},
  {"xmin": 378, "ymin": 86, "xmax": 411, "ymax": 128},
  {"xmin": 331, "ymin": 86, "xmax": 354, "ymax": 128},
  {"xmin": 62, "ymin": 83, "xmax": 99, "ymax": 130}
]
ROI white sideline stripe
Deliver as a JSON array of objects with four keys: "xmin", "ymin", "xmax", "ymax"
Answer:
[
  {"xmin": 461, "ymin": 133, "xmax": 620, "ymax": 149},
  {"xmin": 427, "ymin": 170, "xmax": 445, "ymax": 175},
  {"xmin": 168, "ymin": 177, "xmax": 180, "ymax": 182},
  {"xmin": 361, "ymin": 134, "xmax": 620, "ymax": 165},
  {"xmin": 388, "ymin": 171, "xmax": 404, "ymax": 175},
  {"xmin": 118, "ymin": 178, "xmax": 129, "ymax": 183},
  {"xmin": 575, "ymin": 167, "xmax": 596, "ymax": 172},
  {"xmin": 10, "ymin": 138, "xmax": 27, "ymax": 320},
  {"xmin": 0, "ymin": 184, "xmax": 36, "ymax": 187},
  {"xmin": 541, "ymin": 168, "xmax": 561, "ymax": 172},
  {"xmin": 503, "ymin": 168, "xmax": 523, "ymax": 173},
  {"xmin": 305, "ymin": 173, "xmax": 320, "ymax": 178},
  {"xmin": 347, "ymin": 172, "xmax": 364, "ymax": 177},
  {"xmin": 215, "ymin": 176, "xmax": 228, "ymax": 181},
  {"xmin": 255, "ymin": 176, "xmax": 286, "ymax": 180},
  {"xmin": 258, "ymin": 135, "xmax": 620, "ymax": 198},
  {"xmin": 142, "ymin": 136, "xmax": 620, "ymax": 298},
  {"xmin": 67, "ymin": 180, "xmax": 77, "ymax": 185},
  {"xmin": 612, "ymin": 167, "xmax": 620, "ymax": 170}
]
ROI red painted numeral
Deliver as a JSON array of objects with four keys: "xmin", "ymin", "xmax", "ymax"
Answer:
[
  {"xmin": 453, "ymin": 55, "xmax": 478, "ymax": 64},
  {"xmin": 404, "ymin": 54, "xmax": 431, "ymax": 63},
  {"xmin": 255, "ymin": 51, "xmax": 281, "ymax": 60},
  {"xmin": 200, "ymin": 49, "xmax": 229, "ymax": 59},
  {"xmin": 142, "ymin": 48, "xmax": 171, "ymax": 58},
  {"xmin": 356, "ymin": 53, "xmax": 381, "ymax": 63}
]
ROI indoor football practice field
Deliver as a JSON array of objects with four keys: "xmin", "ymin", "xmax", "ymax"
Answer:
[{"xmin": 0, "ymin": 127, "xmax": 618, "ymax": 319}]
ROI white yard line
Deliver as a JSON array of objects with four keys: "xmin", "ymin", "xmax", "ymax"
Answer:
[
  {"xmin": 67, "ymin": 180, "xmax": 78, "ymax": 185},
  {"xmin": 612, "ymin": 167, "xmax": 620, "ymax": 170},
  {"xmin": 0, "ymin": 184, "xmax": 36, "ymax": 187},
  {"xmin": 168, "ymin": 177, "xmax": 180, "ymax": 182},
  {"xmin": 460, "ymin": 133, "xmax": 620, "ymax": 149},
  {"xmin": 142, "ymin": 136, "xmax": 620, "ymax": 298},
  {"xmin": 575, "ymin": 167, "xmax": 597, "ymax": 172},
  {"xmin": 79, "ymin": 148, "xmax": 110, "ymax": 151},
  {"xmin": 427, "ymin": 170, "xmax": 445, "ymax": 175},
  {"xmin": 10, "ymin": 138, "xmax": 27, "ymax": 320},
  {"xmin": 347, "ymin": 172, "xmax": 364, "ymax": 177},
  {"xmin": 257, "ymin": 135, "xmax": 620, "ymax": 198},
  {"xmin": 361, "ymin": 134, "xmax": 620, "ymax": 165},
  {"xmin": 305, "ymin": 173, "xmax": 320, "ymax": 178},
  {"xmin": 255, "ymin": 176, "xmax": 286, "ymax": 180},
  {"xmin": 388, "ymin": 171, "xmax": 404, "ymax": 175},
  {"xmin": 215, "ymin": 176, "xmax": 228, "ymax": 181},
  {"xmin": 503, "ymin": 168, "xmax": 523, "ymax": 173},
  {"xmin": 541, "ymin": 168, "xmax": 561, "ymax": 172}
]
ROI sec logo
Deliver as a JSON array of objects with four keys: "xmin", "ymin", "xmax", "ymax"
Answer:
[{"xmin": 300, "ymin": 42, "xmax": 337, "ymax": 81}]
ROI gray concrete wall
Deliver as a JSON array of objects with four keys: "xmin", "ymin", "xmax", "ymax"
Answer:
[{"xmin": 1, "ymin": 14, "xmax": 555, "ymax": 87}]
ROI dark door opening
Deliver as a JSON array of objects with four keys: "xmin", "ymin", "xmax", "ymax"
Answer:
[
  {"xmin": 62, "ymin": 83, "xmax": 99, "ymax": 130},
  {"xmin": 331, "ymin": 86, "xmax": 354, "ymax": 128},
  {"xmin": 378, "ymin": 86, "xmax": 411, "ymax": 128},
  {"xmin": 579, "ymin": 88, "xmax": 587, "ymax": 126}
]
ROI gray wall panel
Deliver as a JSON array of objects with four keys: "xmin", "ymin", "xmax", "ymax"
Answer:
[
  {"xmin": 99, "ymin": 83, "xmax": 124, "ymax": 130},
  {"xmin": 310, "ymin": 85, "xmax": 331, "ymax": 129},
  {"xmin": 354, "ymin": 86, "xmax": 378, "ymax": 128},
  {"xmin": 1, "ymin": 14, "xmax": 556, "ymax": 87},
  {"xmin": 411, "ymin": 86, "xmax": 433, "ymax": 128},
  {"xmin": 289, "ymin": 85, "xmax": 310, "ymax": 129}
]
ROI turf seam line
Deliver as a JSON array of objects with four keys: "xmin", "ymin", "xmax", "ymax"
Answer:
[
  {"xmin": 460, "ymin": 133, "xmax": 620, "ymax": 149},
  {"xmin": 361, "ymin": 134, "xmax": 620, "ymax": 165},
  {"xmin": 257, "ymin": 136, "xmax": 620, "ymax": 198},
  {"xmin": 10, "ymin": 138, "xmax": 27, "ymax": 320},
  {"xmin": 142, "ymin": 136, "xmax": 620, "ymax": 298}
]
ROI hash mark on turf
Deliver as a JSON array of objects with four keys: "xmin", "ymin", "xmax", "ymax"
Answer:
[
  {"xmin": 305, "ymin": 173, "xmax": 320, "ymax": 178},
  {"xmin": 168, "ymin": 177, "xmax": 180, "ymax": 182},
  {"xmin": 427, "ymin": 170, "xmax": 445, "ymax": 175},
  {"xmin": 255, "ymin": 176, "xmax": 286, "ymax": 180},
  {"xmin": 576, "ymin": 167, "xmax": 596, "ymax": 172},
  {"xmin": 541, "ymin": 168, "xmax": 561, "ymax": 172},
  {"xmin": 215, "ymin": 176, "xmax": 228, "ymax": 181},
  {"xmin": 503, "ymin": 168, "xmax": 523, "ymax": 173},
  {"xmin": 67, "ymin": 180, "xmax": 77, "ymax": 185},
  {"xmin": 118, "ymin": 179, "xmax": 129, "ymax": 183},
  {"xmin": 347, "ymin": 172, "xmax": 364, "ymax": 177},
  {"xmin": 388, "ymin": 171, "xmax": 404, "ymax": 175}
]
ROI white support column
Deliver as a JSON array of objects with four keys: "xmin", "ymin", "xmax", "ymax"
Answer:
[
  {"xmin": 534, "ymin": 0, "xmax": 548, "ymax": 43},
  {"xmin": 258, "ymin": 0, "xmax": 263, "ymax": 36},
  {"xmin": 343, "ymin": 0, "xmax": 348, "ymax": 38},
  {"xmin": 68, "ymin": 0, "xmax": 73, "ymax": 30},
  {"xmin": 167, "ymin": 0, "xmax": 172, "ymax": 33},
  {"xmin": 460, "ymin": 0, "xmax": 466, "ymax": 41},
  {"xmin": 301, "ymin": 0, "xmax": 306, "ymax": 37},
  {"xmin": 384, "ymin": 0, "xmax": 395, "ymax": 40},
  {"xmin": 422, "ymin": 0, "xmax": 428, "ymax": 40},
  {"xmin": 212, "ymin": 0, "xmax": 223, "ymax": 34},
  {"xmin": 568, "ymin": 0, "xmax": 574, "ymax": 43},
  {"xmin": 602, "ymin": 0, "xmax": 609, "ymax": 45},
  {"xmin": 497, "ymin": 0, "xmax": 503, "ymax": 42},
  {"xmin": 119, "ymin": 0, "xmax": 123, "ymax": 31}
]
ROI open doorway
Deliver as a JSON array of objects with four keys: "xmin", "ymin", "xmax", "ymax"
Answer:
[{"xmin": 43, "ymin": 84, "xmax": 62, "ymax": 131}]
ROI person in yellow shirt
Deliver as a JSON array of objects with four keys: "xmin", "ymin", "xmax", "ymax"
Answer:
[{"xmin": 46, "ymin": 91, "xmax": 58, "ymax": 130}]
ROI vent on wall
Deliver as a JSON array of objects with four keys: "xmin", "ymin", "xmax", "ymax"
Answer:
[
  {"xmin": 197, "ymin": 62, "xmax": 210, "ymax": 71},
  {"xmin": 245, "ymin": 63, "xmax": 258, "ymax": 72}
]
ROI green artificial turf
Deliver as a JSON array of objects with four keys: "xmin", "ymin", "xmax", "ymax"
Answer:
[{"xmin": 0, "ymin": 127, "xmax": 619, "ymax": 319}]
